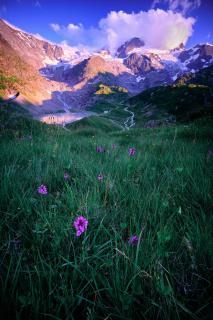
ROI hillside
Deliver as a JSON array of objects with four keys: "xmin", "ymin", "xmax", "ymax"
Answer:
[
  {"xmin": 0, "ymin": 33, "xmax": 71, "ymax": 110},
  {"xmin": 127, "ymin": 67, "xmax": 213, "ymax": 126},
  {"xmin": 175, "ymin": 65, "xmax": 213, "ymax": 89},
  {"xmin": 0, "ymin": 34, "xmax": 46, "ymax": 102}
]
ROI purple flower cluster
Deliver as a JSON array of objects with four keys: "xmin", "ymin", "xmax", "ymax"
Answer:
[
  {"xmin": 207, "ymin": 149, "xmax": 213, "ymax": 157},
  {"xmin": 96, "ymin": 146, "xmax": 105, "ymax": 153},
  {"xmin": 73, "ymin": 216, "xmax": 88, "ymax": 237},
  {"xmin": 97, "ymin": 173, "xmax": 104, "ymax": 181},
  {"xmin": 64, "ymin": 172, "xmax": 70, "ymax": 180},
  {"xmin": 37, "ymin": 184, "xmax": 48, "ymax": 195},
  {"xmin": 129, "ymin": 147, "xmax": 136, "ymax": 156},
  {"xmin": 128, "ymin": 235, "xmax": 139, "ymax": 246},
  {"xmin": 36, "ymin": 144, "xmax": 141, "ymax": 240}
]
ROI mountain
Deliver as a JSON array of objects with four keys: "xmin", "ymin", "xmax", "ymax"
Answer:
[
  {"xmin": 116, "ymin": 37, "xmax": 145, "ymax": 58},
  {"xmin": 61, "ymin": 55, "xmax": 131, "ymax": 85},
  {"xmin": 0, "ymin": 19, "xmax": 63, "ymax": 69},
  {"xmin": 0, "ymin": 19, "xmax": 213, "ymax": 115}
]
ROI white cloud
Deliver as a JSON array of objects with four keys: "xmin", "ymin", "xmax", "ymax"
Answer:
[
  {"xmin": 50, "ymin": 23, "xmax": 60, "ymax": 32},
  {"xmin": 50, "ymin": 9, "xmax": 195, "ymax": 52},
  {"xmin": 151, "ymin": 0, "xmax": 201, "ymax": 15}
]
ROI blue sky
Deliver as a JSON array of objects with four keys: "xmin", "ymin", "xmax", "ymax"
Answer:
[{"xmin": 0, "ymin": 0, "xmax": 212, "ymax": 50}]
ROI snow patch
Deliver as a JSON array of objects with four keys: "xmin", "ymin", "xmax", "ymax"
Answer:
[
  {"xmin": 136, "ymin": 76, "xmax": 145, "ymax": 82},
  {"xmin": 172, "ymin": 74, "xmax": 178, "ymax": 81}
]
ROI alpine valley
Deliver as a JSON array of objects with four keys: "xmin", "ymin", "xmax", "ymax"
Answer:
[{"xmin": 0, "ymin": 18, "xmax": 212, "ymax": 126}]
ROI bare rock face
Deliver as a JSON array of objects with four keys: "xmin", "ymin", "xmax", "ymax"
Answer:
[
  {"xmin": 0, "ymin": 19, "xmax": 63, "ymax": 68},
  {"xmin": 42, "ymin": 42, "xmax": 63, "ymax": 61},
  {"xmin": 124, "ymin": 52, "xmax": 163, "ymax": 75},
  {"xmin": 117, "ymin": 37, "xmax": 145, "ymax": 58}
]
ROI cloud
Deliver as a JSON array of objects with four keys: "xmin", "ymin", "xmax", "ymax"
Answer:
[
  {"xmin": 50, "ymin": 9, "xmax": 195, "ymax": 52},
  {"xmin": 151, "ymin": 0, "xmax": 201, "ymax": 15},
  {"xmin": 50, "ymin": 23, "xmax": 60, "ymax": 32},
  {"xmin": 35, "ymin": 1, "xmax": 41, "ymax": 8}
]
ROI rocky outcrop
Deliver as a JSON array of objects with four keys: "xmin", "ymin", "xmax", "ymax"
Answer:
[
  {"xmin": 124, "ymin": 52, "xmax": 163, "ymax": 75},
  {"xmin": 117, "ymin": 37, "xmax": 145, "ymax": 58}
]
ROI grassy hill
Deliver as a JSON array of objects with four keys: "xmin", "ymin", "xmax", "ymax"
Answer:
[
  {"xmin": 127, "ymin": 66, "xmax": 213, "ymax": 126},
  {"xmin": 0, "ymin": 102, "xmax": 213, "ymax": 319},
  {"xmin": 128, "ymin": 84, "xmax": 213, "ymax": 125}
]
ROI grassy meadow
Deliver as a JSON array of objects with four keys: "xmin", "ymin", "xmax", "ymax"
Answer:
[{"xmin": 0, "ymin": 103, "xmax": 213, "ymax": 319}]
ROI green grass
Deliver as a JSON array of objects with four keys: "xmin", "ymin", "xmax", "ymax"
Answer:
[
  {"xmin": 67, "ymin": 115, "xmax": 123, "ymax": 134},
  {"xmin": 86, "ymin": 101, "xmax": 130, "ymax": 127},
  {"xmin": 0, "ymin": 72, "xmax": 19, "ymax": 91},
  {"xmin": 0, "ymin": 103, "xmax": 213, "ymax": 319}
]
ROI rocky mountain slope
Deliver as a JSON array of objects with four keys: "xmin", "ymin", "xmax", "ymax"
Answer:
[{"xmin": 0, "ymin": 19, "xmax": 63, "ymax": 69}]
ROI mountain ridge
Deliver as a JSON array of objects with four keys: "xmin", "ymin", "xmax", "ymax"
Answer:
[{"xmin": 0, "ymin": 19, "xmax": 212, "ymax": 115}]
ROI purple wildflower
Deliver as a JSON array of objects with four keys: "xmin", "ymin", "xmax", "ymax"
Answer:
[
  {"xmin": 96, "ymin": 146, "xmax": 105, "ymax": 153},
  {"xmin": 73, "ymin": 216, "xmax": 88, "ymax": 237},
  {"xmin": 129, "ymin": 147, "xmax": 136, "ymax": 156},
  {"xmin": 37, "ymin": 184, "xmax": 48, "ymax": 195},
  {"xmin": 97, "ymin": 173, "xmax": 104, "ymax": 181},
  {"xmin": 64, "ymin": 172, "xmax": 70, "ymax": 180},
  {"xmin": 128, "ymin": 235, "xmax": 139, "ymax": 246},
  {"xmin": 112, "ymin": 144, "xmax": 116, "ymax": 150},
  {"xmin": 207, "ymin": 149, "xmax": 213, "ymax": 157}
]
